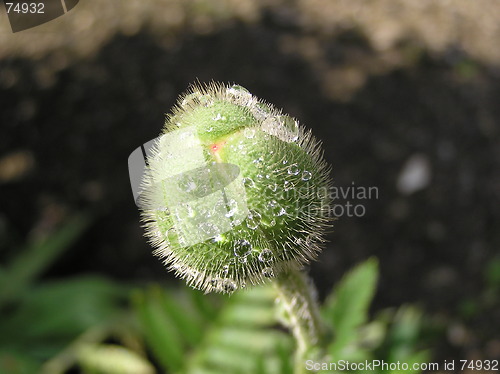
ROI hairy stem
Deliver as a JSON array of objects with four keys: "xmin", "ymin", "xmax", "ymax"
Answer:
[{"xmin": 274, "ymin": 268, "xmax": 328, "ymax": 374}]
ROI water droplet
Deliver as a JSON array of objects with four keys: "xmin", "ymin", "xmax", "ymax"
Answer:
[
  {"xmin": 251, "ymin": 102, "xmax": 272, "ymax": 121},
  {"xmin": 288, "ymin": 163, "xmax": 300, "ymax": 175},
  {"xmin": 253, "ymin": 157, "xmax": 264, "ymax": 167},
  {"xmin": 222, "ymin": 265, "xmax": 229, "ymax": 275},
  {"xmin": 227, "ymin": 85, "xmax": 253, "ymax": 106},
  {"xmin": 238, "ymin": 256, "xmax": 248, "ymax": 264},
  {"xmin": 212, "ymin": 113, "xmax": 226, "ymax": 121},
  {"xmin": 277, "ymin": 207, "xmax": 287, "ymax": 216},
  {"xmin": 234, "ymin": 239, "xmax": 252, "ymax": 257},
  {"xmin": 222, "ymin": 279, "xmax": 237, "ymax": 293},
  {"xmin": 267, "ymin": 183, "xmax": 278, "ymax": 192},
  {"xmin": 243, "ymin": 177, "xmax": 255, "ymax": 188},
  {"xmin": 246, "ymin": 210, "xmax": 262, "ymax": 230},
  {"xmin": 225, "ymin": 199, "xmax": 238, "ymax": 218},
  {"xmin": 211, "ymin": 234, "xmax": 224, "ymax": 243},
  {"xmin": 179, "ymin": 177, "xmax": 197, "ymax": 193},
  {"xmin": 261, "ymin": 117, "xmax": 279, "ymax": 134},
  {"xmin": 284, "ymin": 180, "xmax": 294, "ymax": 191},
  {"xmin": 228, "ymin": 84, "xmax": 250, "ymax": 95},
  {"xmin": 178, "ymin": 235, "xmax": 187, "ymax": 247},
  {"xmin": 282, "ymin": 159, "xmax": 288, "ymax": 165},
  {"xmin": 232, "ymin": 216, "xmax": 244, "ymax": 226},
  {"xmin": 267, "ymin": 218, "xmax": 276, "ymax": 227},
  {"xmin": 267, "ymin": 199, "xmax": 278, "ymax": 208},
  {"xmin": 209, "ymin": 278, "xmax": 219, "ymax": 287},
  {"xmin": 198, "ymin": 94, "xmax": 214, "ymax": 107},
  {"xmin": 244, "ymin": 127, "xmax": 256, "ymax": 138},
  {"xmin": 181, "ymin": 92, "xmax": 198, "ymax": 108},
  {"xmin": 261, "ymin": 115, "xmax": 299, "ymax": 142},
  {"xmin": 305, "ymin": 235, "xmax": 313, "ymax": 246},
  {"xmin": 181, "ymin": 91, "xmax": 213, "ymax": 107},
  {"xmin": 278, "ymin": 115, "xmax": 299, "ymax": 142},
  {"xmin": 186, "ymin": 205, "xmax": 196, "ymax": 218},
  {"xmin": 258, "ymin": 249, "xmax": 273, "ymax": 263},
  {"xmin": 170, "ymin": 263, "xmax": 181, "ymax": 271},
  {"xmin": 200, "ymin": 222, "xmax": 217, "ymax": 236},
  {"xmin": 262, "ymin": 267, "xmax": 274, "ymax": 278},
  {"xmin": 302, "ymin": 171, "xmax": 312, "ymax": 181}
]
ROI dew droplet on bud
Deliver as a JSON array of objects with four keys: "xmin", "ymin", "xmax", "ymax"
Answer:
[
  {"xmin": 227, "ymin": 85, "xmax": 253, "ymax": 106},
  {"xmin": 234, "ymin": 239, "xmax": 252, "ymax": 257},
  {"xmin": 243, "ymin": 177, "xmax": 255, "ymax": 188},
  {"xmin": 258, "ymin": 249, "xmax": 273, "ymax": 263},
  {"xmin": 186, "ymin": 205, "xmax": 196, "ymax": 218},
  {"xmin": 288, "ymin": 163, "xmax": 300, "ymax": 175},
  {"xmin": 267, "ymin": 200, "xmax": 278, "ymax": 208},
  {"xmin": 267, "ymin": 183, "xmax": 278, "ymax": 192},
  {"xmin": 302, "ymin": 170, "xmax": 312, "ymax": 181},
  {"xmin": 222, "ymin": 279, "xmax": 238, "ymax": 293},
  {"xmin": 250, "ymin": 102, "xmax": 272, "ymax": 121},
  {"xmin": 225, "ymin": 199, "xmax": 238, "ymax": 218},
  {"xmin": 277, "ymin": 115, "xmax": 299, "ymax": 142},
  {"xmin": 262, "ymin": 267, "xmax": 274, "ymax": 277},
  {"xmin": 179, "ymin": 176, "xmax": 197, "ymax": 193},
  {"xmin": 246, "ymin": 210, "xmax": 262, "ymax": 230},
  {"xmin": 284, "ymin": 180, "xmax": 294, "ymax": 191},
  {"xmin": 244, "ymin": 127, "xmax": 256, "ymax": 138}
]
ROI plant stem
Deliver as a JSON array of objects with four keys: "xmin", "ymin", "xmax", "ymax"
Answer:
[{"xmin": 274, "ymin": 267, "xmax": 328, "ymax": 374}]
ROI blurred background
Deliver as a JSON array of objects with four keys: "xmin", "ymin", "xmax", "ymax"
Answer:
[{"xmin": 0, "ymin": 0, "xmax": 499, "ymax": 373}]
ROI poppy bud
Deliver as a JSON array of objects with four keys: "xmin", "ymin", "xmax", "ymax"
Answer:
[{"xmin": 139, "ymin": 83, "xmax": 332, "ymax": 293}]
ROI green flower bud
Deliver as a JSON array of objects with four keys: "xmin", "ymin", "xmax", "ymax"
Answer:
[{"xmin": 140, "ymin": 83, "xmax": 332, "ymax": 293}]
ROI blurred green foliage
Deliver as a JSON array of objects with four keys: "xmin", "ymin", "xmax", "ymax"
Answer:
[{"xmin": 0, "ymin": 218, "xmax": 434, "ymax": 374}]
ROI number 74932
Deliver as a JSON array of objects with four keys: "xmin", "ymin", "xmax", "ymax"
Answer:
[
  {"xmin": 460, "ymin": 360, "xmax": 498, "ymax": 371},
  {"xmin": 5, "ymin": 2, "xmax": 45, "ymax": 14}
]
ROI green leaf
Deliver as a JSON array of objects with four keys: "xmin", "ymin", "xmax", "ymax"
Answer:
[
  {"xmin": 131, "ymin": 287, "xmax": 185, "ymax": 373},
  {"xmin": 0, "ymin": 276, "xmax": 126, "ymax": 361},
  {"xmin": 154, "ymin": 286, "xmax": 205, "ymax": 347},
  {"xmin": 385, "ymin": 305, "xmax": 425, "ymax": 362},
  {"xmin": 0, "ymin": 213, "xmax": 91, "ymax": 306},
  {"xmin": 77, "ymin": 344, "xmax": 155, "ymax": 374},
  {"xmin": 0, "ymin": 351, "xmax": 40, "ymax": 374},
  {"xmin": 485, "ymin": 256, "xmax": 500, "ymax": 290},
  {"xmin": 184, "ymin": 285, "xmax": 293, "ymax": 374},
  {"xmin": 133, "ymin": 283, "xmax": 293, "ymax": 374},
  {"xmin": 322, "ymin": 258, "xmax": 379, "ymax": 358}
]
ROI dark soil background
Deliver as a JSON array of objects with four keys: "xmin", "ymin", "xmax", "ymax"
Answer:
[{"xmin": 1, "ymin": 0, "xmax": 499, "ymax": 368}]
